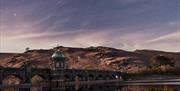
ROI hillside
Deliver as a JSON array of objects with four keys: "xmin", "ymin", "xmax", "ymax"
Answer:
[{"xmin": 0, "ymin": 46, "xmax": 179, "ymax": 73}]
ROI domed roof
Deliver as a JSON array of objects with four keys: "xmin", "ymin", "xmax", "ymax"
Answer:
[{"xmin": 51, "ymin": 51, "xmax": 65, "ymax": 61}]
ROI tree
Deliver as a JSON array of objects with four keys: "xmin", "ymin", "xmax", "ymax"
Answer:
[
  {"xmin": 25, "ymin": 47, "xmax": 30, "ymax": 52},
  {"xmin": 150, "ymin": 55, "xmax": 175, "ymax": 67}
]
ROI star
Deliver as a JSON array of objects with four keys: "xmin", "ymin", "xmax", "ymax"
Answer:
[{"xmin": 13, "ymin": 13, "xmax": 17, "ymax": 17}]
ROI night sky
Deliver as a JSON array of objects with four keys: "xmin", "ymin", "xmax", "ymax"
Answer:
[{"xmin": 0, "ymin": 0, "xmax": 179, "ymax": 52}]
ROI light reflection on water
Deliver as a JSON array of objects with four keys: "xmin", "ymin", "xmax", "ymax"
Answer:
[
  {"xmin": 0, "ymin": 84, "xmax": 180, "ymax": 91},
  {"xmin": 118, "ymin": 85, "xmax": 180, "ymax": 91}
]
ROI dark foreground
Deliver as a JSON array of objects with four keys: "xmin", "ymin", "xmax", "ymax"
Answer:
[
  {"xmin": 0, "ymin": 81, "xmax": 180, "ymax": 91},
  {"xmin": 0, "ymin": 84, "xmax": 180, "ymax": 91}
]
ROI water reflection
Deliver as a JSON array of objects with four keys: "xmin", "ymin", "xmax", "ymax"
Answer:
[
  {"xmin": 0, "ymin": 84, "xmax": 180, "ymax": 91},
  {"xmin": 120, "ymin": 85, "xmax": 180, "ymax": 91}
]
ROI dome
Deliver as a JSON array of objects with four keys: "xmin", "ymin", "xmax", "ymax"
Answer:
[{"xmin": 51, "ymin": 51, "xmax": 65, "ymax": 61}]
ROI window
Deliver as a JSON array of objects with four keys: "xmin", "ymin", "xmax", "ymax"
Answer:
[
  {"xmin": 56, "ymin": 62, "xmax": 59, "ymax": 67},
  {"xmin": 61, "ymin": 63, "xmax": 64, "ymax": 67}
]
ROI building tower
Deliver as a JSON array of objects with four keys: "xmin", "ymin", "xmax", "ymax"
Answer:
[
  {"xmin": 51, "ymin": 50, "xmax": 65, "ymax": 88},
  {"xmin": 51, "ymin": 50, "xmax": 65, "ymax": 70}
]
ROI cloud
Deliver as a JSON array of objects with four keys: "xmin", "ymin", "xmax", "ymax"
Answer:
[
  {"xmin": 134, "ymin": 31, "xmax": 180, "ymax": 52},
  {"xmin": 1, "ymin": 28, "xmax": 179, "ymax": 52},
  {"xmin": 2, "ymin": 21, "xmax": 179, "ymax": 52},
  {"xmin": 1, "ymin": 0, "xmax": 179, "ymax": 52},
  {"xmin": 1, "ymin": 29, "xmax": 129, "ymax": 52},
  {"xmin": 119, "ymin": 0, "xmax": 144, "ymax": 4},
  {"xmin": 147, "ymin": 31, "xmax": 180, "ymax": 43},
  {"xmin": 6, "ymin": 30, "xmax": 82, "ymax": 40}
]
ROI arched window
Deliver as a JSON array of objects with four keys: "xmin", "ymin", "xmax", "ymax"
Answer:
[
  {"xmin": 61, "ymin": 62, "xmax": 64, "ymax": 67},
  {"xmin": 56, "ymin": 62, "xmax": 59, "ymax": 67}
]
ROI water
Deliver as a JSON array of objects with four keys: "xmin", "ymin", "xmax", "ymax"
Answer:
[
  {"xmin": 63, "ymin": 84, "xmax": 180, "ymax": 91},
  {"xmin": 123, "ymin": 85, "xmax": 180, "ymax": 91},
  {"xmin": 52, "ymin": 84, "xmax": 180, "ymax": 91},
  {"xmin": 0, "ymin": 83, "xmax": 180, "ymax": 91}
]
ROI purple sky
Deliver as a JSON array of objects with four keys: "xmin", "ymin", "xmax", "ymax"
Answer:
[{"xmin": 0, "ymin": 0, "xmax": 179, "ymax": 52}]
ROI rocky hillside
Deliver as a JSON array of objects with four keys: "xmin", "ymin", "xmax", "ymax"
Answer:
[{"xmin": 0, "ymin": 46, "xmax": 179, "ymax": 73}]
